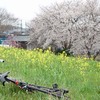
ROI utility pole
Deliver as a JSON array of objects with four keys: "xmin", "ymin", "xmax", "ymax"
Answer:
[
  {"xmin": 20, "ymin": 20, "xmax": 23, "ymax": 34},
  {"xmin": 17, "ymin": 20, "xmax": 23, "ymax": 34}
]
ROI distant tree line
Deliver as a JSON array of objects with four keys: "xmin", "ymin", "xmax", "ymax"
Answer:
[
  {"xmin": 0, "ymin": 8, "xmax": 23, "ymax": 48},
  {"xmin": 0, "ymin": 8, "xmax": 18, "ymax": 33}
]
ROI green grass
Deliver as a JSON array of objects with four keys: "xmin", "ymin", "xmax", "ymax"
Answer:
[{"xmin": 0, "ymin": 47, "xmax": 100, "ymax": 100}]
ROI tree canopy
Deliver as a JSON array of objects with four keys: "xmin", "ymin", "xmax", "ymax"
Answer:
[{"xmin": 28, "ymin": 0, "xmax": 100, "ymax": 58}]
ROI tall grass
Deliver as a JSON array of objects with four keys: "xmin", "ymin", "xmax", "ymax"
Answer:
[{"xmin": 0, "ymin": 47, "xmax": 100, "ymax": 100}]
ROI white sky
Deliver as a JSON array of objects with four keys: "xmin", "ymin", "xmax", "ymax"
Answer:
[{"xmin": 0, "ymin": 0, "xmax": 66, "ymax": 22}]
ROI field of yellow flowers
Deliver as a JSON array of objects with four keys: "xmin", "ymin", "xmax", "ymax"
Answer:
[{"xmin": 0, "ymin": 47, "xmax": 100, "ymax": 100}]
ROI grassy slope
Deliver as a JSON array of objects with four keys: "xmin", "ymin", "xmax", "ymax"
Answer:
[{"xmin": 0, "ymin": 47, "xmax": 100, "ymax": 100}]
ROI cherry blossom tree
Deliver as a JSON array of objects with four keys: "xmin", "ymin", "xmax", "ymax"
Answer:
[{"xmin": 28, "ymin": 0, "xmax": 100, "ymax": 59}]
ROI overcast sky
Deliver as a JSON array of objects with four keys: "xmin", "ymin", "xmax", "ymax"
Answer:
[{"xmin": 0, "ymin": 0, "xmax": 67, "ymax": 22}]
